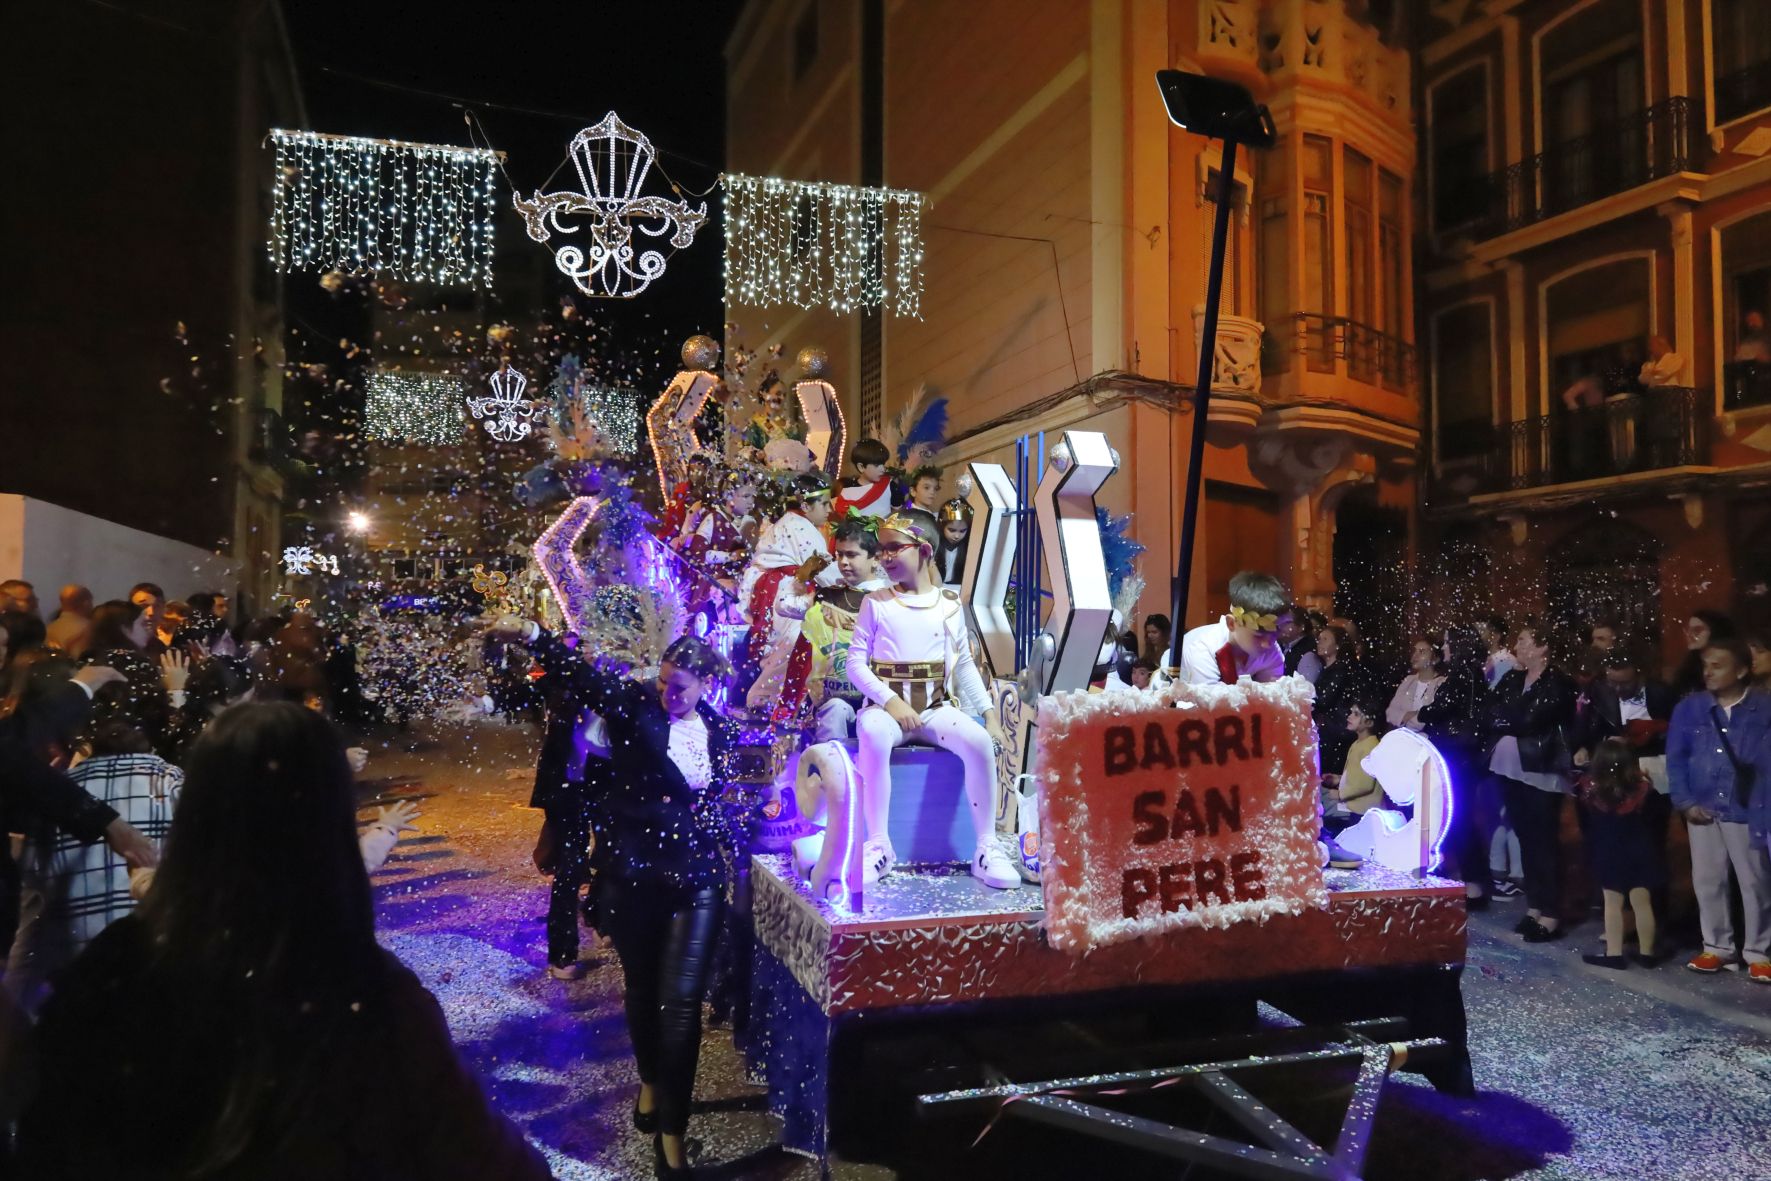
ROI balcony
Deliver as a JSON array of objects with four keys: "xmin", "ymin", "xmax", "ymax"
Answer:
[
  {"xmin": 1272, "ymin": 314, "xmax": 1416, "ymax": 393},
  {"xmin": 1715, "ymin": 58, "xmax": 1771, "ymax": 127},
  {"xmin": 1474, "ymin": 98, "xmax": 1696, "ymax": 239},
  {"xmin": 1459, "ymin": 387, "xmax": 1709, "ymax": 496},
  {"xmin": 1724, "ymin": 360, "xmax": 1771, "ymax": 411}
]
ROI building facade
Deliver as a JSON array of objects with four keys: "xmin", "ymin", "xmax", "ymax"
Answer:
[
  {"xmin": 1418, "ymin": 0, "xmax": 1771, "ymax": 668},
  {"xmin": 4, "ymin": 1, "xmax": 304, "ymax": 614},
  {"xmin": 725, "ymin": 0, "xmax": 1421, "ymax": 651}
]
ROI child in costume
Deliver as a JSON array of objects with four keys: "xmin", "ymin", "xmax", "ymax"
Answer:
[
  {"xmin": 741, "ymin": 474, "xmax": 842, "ymax": 713},
  {"xmin": 935, "ymin": 497, "xmax": 971, "ymax": 587},
  {"xmin": 847, "ymin": 508, "xmax": 1018, "ymax": 888},
  {"xmin": 1176, "ymin": 570, "xmax": 1289, "ymax": 684},
  {"xmin": 835, "ymin": 437, "xmax": 896, "ymax": 520},
  {"xmin": 803, "ymin": 515, "xmax": 892, "ymax": 741},
  {"xmin": 679, "ymin": 471, "xmax": 756, "ymax": 616},
  {"xmin": 907, "ymin": 465, "xmax": 944, "ymax": 514}
]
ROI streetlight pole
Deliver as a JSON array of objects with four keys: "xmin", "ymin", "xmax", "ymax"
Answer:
[{"xmin": 1154, "ymin": 71, "xmax": 1276, "ymax": 672}]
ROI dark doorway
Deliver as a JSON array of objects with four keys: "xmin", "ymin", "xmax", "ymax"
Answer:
[
  {"xmin": 1334, "ymin": 487, "xmax": 1409, "ymax": 665},
  {"xmin": 1544, "ymin": 516, "xmax": 1661, "ymax": 654}
]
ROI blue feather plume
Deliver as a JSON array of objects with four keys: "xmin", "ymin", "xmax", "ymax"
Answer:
[
  {"xmin": 1095, "ymin": 507, "xmax": 1146, "ymax": 599},
  {"xmin": 898, "ymin": 396, "xmax": 949, "ymax": 463}
]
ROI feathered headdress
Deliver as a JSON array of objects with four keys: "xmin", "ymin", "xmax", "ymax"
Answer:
[{"xmin": 880, "ymin": 383, "xmax": 949, "ymax": 468}]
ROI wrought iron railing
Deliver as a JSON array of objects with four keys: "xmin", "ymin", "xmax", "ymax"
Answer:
[
  {"xmin": 1285, "ymin": 313, "xmax": 1416, "ymax": 391},
  {"xmin": 1475, "ymin": 97, "xmax": 1695, "ymax": 238},
  {"xmin": 1724, "ymin": 360, "xmax": 1771, "ymax": 411},
  {"xmin": 1473, "ymin": 386, "xmax": 1708, "ymax": 493},
  {"xmin": 1715, "ymin": 58, "xmax": 1771, "ymax": 126}
]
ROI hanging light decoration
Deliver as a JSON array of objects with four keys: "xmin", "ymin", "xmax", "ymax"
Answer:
[
  {"xmin": 512, "ymin": 112, "xmax": 707, "ymax": 299},
  {"xmin": 548, "ymin": 356, "xmax": 643, "ymax": 456},
  {"xmin": 721, "ymin": 173, "xmax": 925, "ymax": 318},
  {"xmin": 467, "ymin": 365, "xmax": 540, "ymax": 442},
  {"xmin": 267, "ymin": 130, "xmax": 500, "ymax": 289},
  {"xmin": 364, "ymin": 371, "xmax": 466, "ymax": 444}
]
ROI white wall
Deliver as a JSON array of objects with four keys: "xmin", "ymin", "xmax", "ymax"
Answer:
[{"xmin": 0, "ymin": 495, "xmax": 239, "ymax": 609}]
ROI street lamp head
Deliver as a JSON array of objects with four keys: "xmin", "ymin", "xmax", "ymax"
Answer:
[
  {"xmin": 1154, "ymin": 70, "xmax": 1276, "ymax": 147},
  {"xmin": 346, "ymin": 511, "xmax": 372, "ymax": 535}
]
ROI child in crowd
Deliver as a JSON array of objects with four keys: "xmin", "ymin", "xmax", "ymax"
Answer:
[
  {"xmin": 936, "ymin": 498, "xmax": 971, "ymax": 587},
  {"xmin": 835, "ymin": 437, "xmax": 896, "ymax": 520},
  {"xmin": 802, "ymin": 515, "xmax": 892, "ymax": 741},
  {"xmin": 1321, "ymin": 698, "xmax": 1384, "ymax": 829},
  {"xmin": 907, "ymin": 465, "xmax": 944, "ymax": 514},
  {"xmin": 1578, "ymin": 737, "xmax": 1664, "ymax": 969},
  {"xmin": 740, "ymin": 475, "xmax": 843, "ymax": 713},
  {"xmin": 1176, "ymin": 570, "xmax": 1289, "ymax": 685},
  {"xmin": 848, "ymin": 509, "xmax": 1016, "ymax": 888}
]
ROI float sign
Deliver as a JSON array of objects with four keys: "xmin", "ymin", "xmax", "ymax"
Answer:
[{"xmin": 1035, "ymin": 679, "xmax": 1327, "ymax": 954}]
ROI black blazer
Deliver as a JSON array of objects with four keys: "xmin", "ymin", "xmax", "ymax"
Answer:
[
  {"xmin": 531, "ymin": 631, "xmax": 740, "ymax": 892},
  {"xmin": 1486, "ymin": 666, "xmax": 1577, "ymax": 744},
  {"xmin": 1416, "ymin": 664, "xmax": 1487, "ymax": 753},
  {"xmin": 1575, "ymin": 678, "xmax": 1675, "ymax": 757}
]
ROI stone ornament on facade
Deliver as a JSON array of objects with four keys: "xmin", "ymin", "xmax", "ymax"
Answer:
[
  {"xmin": 1193, "ymin": 305, "xmax": 1264, "ymax": 394},
  {"xmin": 512, "ymin": 112, "xmax": 708, "ymax": 299}
]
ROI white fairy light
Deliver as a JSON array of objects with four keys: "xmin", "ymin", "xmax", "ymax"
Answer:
[
  {"xmin": 267, "ymin": 129, "xmax": 500, "ymax": 289},
  {"xmin": 365, "ymin": 371, "xmax": 467, "ymax": 444},
  {"xmin": 512, "ymin": 112, "xmax": 707, "ymax": 299},
  {"xmin": 467, "ymin": 366, "xmax": 540, "ymax": 442},
  {"xmin": 577, "ymin": 385, "xmax": 642, "ymax": 455},
  {"xmin": 721, "ymin": 173, "xmax": 925, "ymax": 318}
]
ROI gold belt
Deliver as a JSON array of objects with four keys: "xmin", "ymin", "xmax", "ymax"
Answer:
[{"xmin": 873, "ymin": 660, "xmax": 946, "ymax": 713}]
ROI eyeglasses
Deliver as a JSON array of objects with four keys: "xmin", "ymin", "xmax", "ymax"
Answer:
[{"xmin": 877, "ymin": 541, "xmax": 917, "ymax": 557}]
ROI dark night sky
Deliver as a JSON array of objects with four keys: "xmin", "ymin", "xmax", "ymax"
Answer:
[{"xmin": 281, "ymin": 0, "xmax": 741, "ymax": 356}]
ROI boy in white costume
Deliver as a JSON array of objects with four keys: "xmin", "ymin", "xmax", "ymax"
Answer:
[
  {"xmin": 834, "ymin": 437, "xmax": 896, "ymax": 520},
  {"xmin": 742, "ymin": 475, "xmax": 843, "ymax": 713},
  {"xmin": 847, "ymin": 508, "xmax": 1018, "ymax": 888}
]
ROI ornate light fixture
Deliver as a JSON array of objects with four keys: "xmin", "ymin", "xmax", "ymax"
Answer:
[
  {"xmin": 512, "ymin": 112, "xmax": 708, "ymax": 298},
  {"xmin": 468, "ymin": 366, "xmax": 540, "ymax": 441}
]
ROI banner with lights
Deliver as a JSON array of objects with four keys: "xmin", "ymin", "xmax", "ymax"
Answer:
[
  {"xmin": 722, "ymin": 173, "xmax": 926, "ymax": 318},
  {"xmin": 268, "ymin": 130, "xmax": 500, "ymax": 289},
  {"xmin": 365, "ymin": 371, "xmax": 466, "ymax": 445}
]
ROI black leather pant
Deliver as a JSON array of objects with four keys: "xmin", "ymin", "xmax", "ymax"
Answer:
[
  {"xmin": 544, "ymin": 794, "xmax": 591, "ymax": 967},
  {"xmin": 601, "ymin": 879, "xmax": 725, "ymax": 1137}
]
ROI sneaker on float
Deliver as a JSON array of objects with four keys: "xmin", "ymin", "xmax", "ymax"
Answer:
[
  {"xmin": 972, "ymin": 841, "xmax": 1022, "ymax": 889},
  {"xmin": 1685, "ymin": 951, "xmax": 1728, "ymax": 974},
  {"xmin": 861, "ymin": 835, "xmax": 897, "ymax": 886},
  {"xmin": 1747, "ymin": 961, "xmax": 1771, "ymax": 984}
]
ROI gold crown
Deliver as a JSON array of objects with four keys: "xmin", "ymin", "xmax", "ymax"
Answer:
[{"xmin": 881, "ymin": 512, "xmax": 936, "ymax": 547}]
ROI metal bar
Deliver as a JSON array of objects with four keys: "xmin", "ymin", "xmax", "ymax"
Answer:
[
  {"xmin": 1168, "ymin": 136, "xmax": 1238, "ymax": 661},
  {"xmin": 1332, "ymin": 1045, "xmax": 1394, "ymax": 1172},
  {"xmin": 1011, "ymin": 1094, "xmax": 1346, "ymax": 1181},
  {"xmin": 1195, "ymin": 1070, "xmax": 1338, "ymax": 1167},
  {"xmin": 919, "ymin": 1038, "xmax": 1444, "ymax": 1108}
]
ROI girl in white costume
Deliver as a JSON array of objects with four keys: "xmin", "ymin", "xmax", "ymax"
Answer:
[{"xmin": 847, "ymin": 509, "xmax": 1018, "ymax": 888}]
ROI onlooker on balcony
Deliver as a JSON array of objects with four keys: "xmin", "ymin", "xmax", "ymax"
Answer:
[
  {"xmin": 1637, "ymin": 335, "xmax": 1685, "ymax": 388},
  {"xmin": 1673, "ymin": 611, "xmax": 1738, "ymax": 699},
  {"xmin": 1486, "ymin": 621, "xmax": 1577, "ymax": 943},
  {"xmin": 1667, "ymin": 640, "xmax": 1771, "ymax": 982},
  {"xmin": 1732, "ymin": 310, "xmax": 1771, "ymax": 363}
]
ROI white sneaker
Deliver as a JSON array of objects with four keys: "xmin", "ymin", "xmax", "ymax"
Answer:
[
  {"xmin": 862, "ymin": 836, "xmax": 897, "ymax": 886},
  {"xmin": 972, "ymin": 841, "xmax": 1021, "ymax": 889}
]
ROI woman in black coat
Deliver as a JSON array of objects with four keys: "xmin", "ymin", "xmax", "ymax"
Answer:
[
  {"xmin": 1417, "ymin": 625, "xmax": 1490, "ymax": 906},
  {"xmin": 497, "ymin": 620, "xmax": 739, "ymax": 1180},
  {"xmin": 1313, "ymin": 624, "xmax": 1362, "ymax": 777},
  {"xmin": 1484, "ymin": 621, "xmax": 1578, "ymax": 941}
]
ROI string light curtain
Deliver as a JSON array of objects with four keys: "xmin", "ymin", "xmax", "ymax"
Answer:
[
  {"xmin": 578, "ymin": 386, "xmax": 643, "ymax": 455},
  {"xmin": 268, "ymin": 130, "xmax": 500, "ymax": 289},
  {"xmin": 722, "ymin": 173, "xmax": 925, "ymax": 318},
  {"xmin": 365, "ymin": 371, "xmax": 467, "ymax": 444}
]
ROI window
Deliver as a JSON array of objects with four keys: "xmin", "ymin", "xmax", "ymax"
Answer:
[
  {"xmin": 1543, "ymin": 257, "xmax": 1651, "ymax": 404},
  {"xmin": 1344, "ymin": 148, "xmax": 1374, "ymax": 328},
  {"xmin": 1429, "ymin": 67, "xmax": 1489, "ymax": 230},
  {"xmin": 1379, "ymin": 171, "xmax": 1405, "ymax": 339},
  {"xmin": 1433, "ymin": 302, "xmax": 1494, "ymax": 460},
  {"xmin": 1540, "ymin": 0, "xmax": 1644, "ymax": 213},
  {"xmin": 1258, "ymin": 139, "xmax": 1292, "ymax": 373},
  {"xmin": 1202, "ymin": 166, "xmax": 1248, "ymax": 315},
  {"xmin": 1721, "ymin": 212, "xmax": 1771, "ymax": 409},
  {"xmin": 792, "ymin": 2, "xmax": 819, "ymax": 82},
  {"xmin": 1714, "ymin": 0, "xmax": 1771, "ymax": 124},
  {"xmin": 1302, "ymin": 135, "xmax": 1334, "ymax": 372}
]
